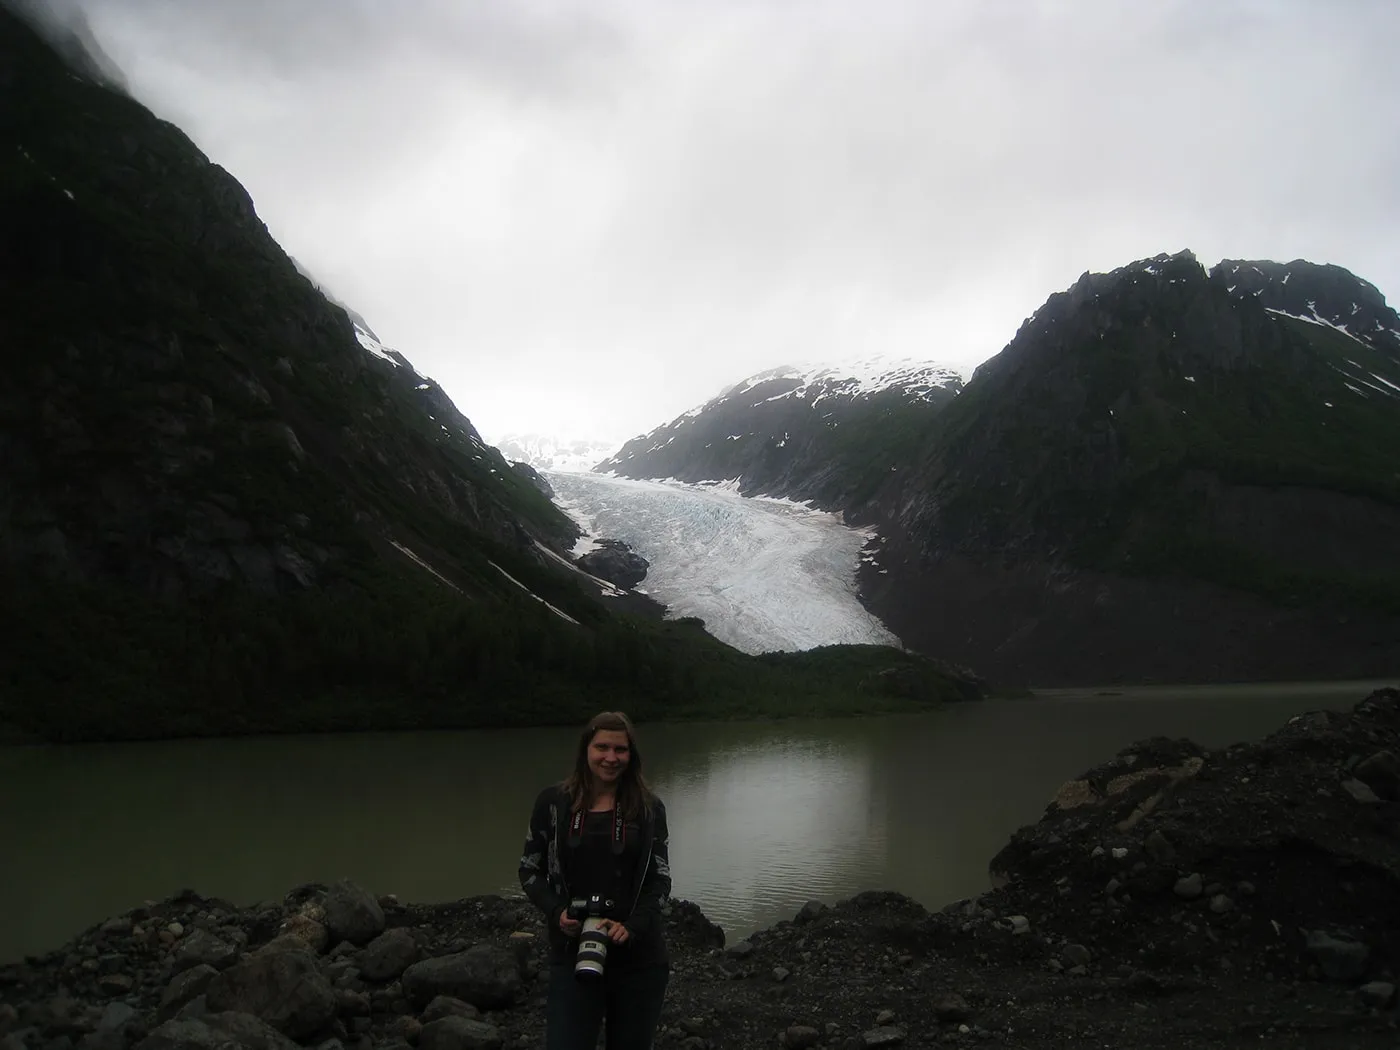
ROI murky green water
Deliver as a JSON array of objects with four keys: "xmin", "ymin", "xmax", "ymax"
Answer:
[{"xmin": 2, "ymin": 679, "xmax": 1391, "ymax": 962}]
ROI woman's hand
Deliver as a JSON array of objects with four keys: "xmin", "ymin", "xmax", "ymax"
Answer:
[
  {"xmin": 597, "ymin": 920, "xmax": 630, "ymax": 945},
  {"xmin": 558, "ymin": 911, "xmax": 581, "ymax": 937}
]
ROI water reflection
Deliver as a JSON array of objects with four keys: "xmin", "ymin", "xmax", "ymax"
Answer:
[
  {"xmin": 653, "ymin": 731, "xmax": 886, "ymax": 928},
  {"xmin": 1, "ymin": 680, "xmax": 1390, "ymax": 962}
]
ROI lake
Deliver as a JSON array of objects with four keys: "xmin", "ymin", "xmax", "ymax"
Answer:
[{"xmin": 1, "ymin": 679, "xmax": 1392, "ymax": 964}]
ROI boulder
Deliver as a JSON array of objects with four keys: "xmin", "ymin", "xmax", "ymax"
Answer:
[
  {"xmin": 158, "ymin": 965, "xmax": 220, "ymax": 1022},
  {"xmin": 1353, "ymin": 750, "xmax": 1400, "ymax": 800},
  {"xmin": 420, "ymin": 998, "xmax": 480, "ymax": 1024},
  {"xmin": 204, "ymin": 950, "xmax": 337, "ymax": 1039},
  {"xmin": 170, "ymin": 930, "xmax": 238, "ymax": 974},
  {"xmin": 357, "ymin": 929, "xmax": 419, "ymax": 982},
  {"xmin": 135, "ymin": 1012, "xmax": 299, "ymax": 1050},
  {"xmin": 417, "ymin": 1016, "xmax": 503, "ymax": 1050},
  {"xmin": 273, "ymin": 913, "xmax": 328, "ymax": 955},
  {"xmin": 401, "ymin": 947, "xmax": 522, "ymax": 1011},
  {"xmin": 324, "ymin": 880, "xmax": 385, "ymax": 947},
  {"xmin": 1304, "ymin": 930, "xmax": 1370, "ymax": 982}
]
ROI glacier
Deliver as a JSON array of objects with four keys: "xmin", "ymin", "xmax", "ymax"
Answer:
[{"xmin": 546, "ymin": 472, "xmax": 899, "ymax": 653}]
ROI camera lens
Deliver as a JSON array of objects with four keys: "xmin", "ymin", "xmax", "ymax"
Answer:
[{"xmin": 574, "ymin": 917, "xmax": 608, "ymax": 980}]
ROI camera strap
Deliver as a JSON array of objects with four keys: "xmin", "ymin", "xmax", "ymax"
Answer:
[{"xmin": 567, "ymin": 801, "xmax": 627, "ymax": 855}]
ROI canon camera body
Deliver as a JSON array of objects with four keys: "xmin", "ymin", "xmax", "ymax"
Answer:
[{"xmin": 566, "ymin": 894, "xmax": 615, "ymax": 979}]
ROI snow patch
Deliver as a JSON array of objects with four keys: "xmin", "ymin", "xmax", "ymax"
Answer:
[
  {"xmin": 1365, "ymin": 371, "xmax": 1400, "ymax": 395},
  {"xmin": 1265, "ymin": 306, "xmax": 1363, "ymax": 343},
  {"xmin": 533, "ymin": 540, "xmax": 625, "ymax": 597},
  {"xmin": 678, "ymin": 357, "xmax": 963, "ymax": 420},
  {"xmin": 389, "ymin": 541, "xmax": 462, "ymax": 593},
  {"xmin": 490, "ymin": 562, "xmax": 580, "ymax": 624},
  {"xmin": 1330, "ymin": 363, "xmax": 1400, "ymax": 399},
  {"xmin": 355, "ymin": 325, "xmax": 400, "ymax": 365},
  {"xmin": 493, "ymin": 433, "xmax": 623, "ymax": 474}
]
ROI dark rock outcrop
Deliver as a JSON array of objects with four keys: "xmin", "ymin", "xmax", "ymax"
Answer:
[
  {"xmin": 861, "ymin": 252, "xmax": 1400, "ymax": 685},
  {"xmin": 1214, "ymin": 258, "xmax": 1400, "ymax": 358},
  {"xmin": 507, "ymin": 461, "xmax": 554, "ymax": 499},
  {"xmin": 577, "ymin": 540, "xmax": 649, "ymax": 589}
]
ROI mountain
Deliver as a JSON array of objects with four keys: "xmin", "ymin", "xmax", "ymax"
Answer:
[
  {"xmin": 290, "ymin": 256, "xmax": 381, "ymax": 342},
  {"xmin": 493, "ymin": 433, "xmax": 622, "ymax": 474},
  {"xmin": 606, "ymin": 250, "xmax": 1400, "ymax": 686},
  {"xmin": 1213, "ymin": 258, "xmax": 1400, "ymax": 362},
  {"xmin": 598, "ymin": 359, "xmax": 964, "ymax": 507},
  {"xmin": 0, "ymin": 6, "xmax": 981, "ymax": 740}
]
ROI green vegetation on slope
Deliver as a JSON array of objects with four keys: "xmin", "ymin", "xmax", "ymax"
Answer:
[
  {"xmin": 910, "ymin": 257, "xmax": 1400, "ymax": 612},
  {"xmin": 0, "ymin": 9, "xmax": 987, "ymax": 742},
  {"xmin": 0, "ymin": 564, "xmax": 979, "ymax": 742}
]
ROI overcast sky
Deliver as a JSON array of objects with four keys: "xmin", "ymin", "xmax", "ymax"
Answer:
[{"xmin": 61, "ymin": 0, "xmax": 1400, "ymax": 442}]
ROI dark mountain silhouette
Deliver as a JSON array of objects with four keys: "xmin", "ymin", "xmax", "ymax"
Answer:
[
  {"xmin": 599, "ymin": 361, "xmax": 963, "ymax": 508},
  {"xmin": 0, "ymin": 5, "xmax": 978, "ymax": 740},
  {"xmin": 606, "ymin": 250, "xmax": 1400, "ymax": 686}
]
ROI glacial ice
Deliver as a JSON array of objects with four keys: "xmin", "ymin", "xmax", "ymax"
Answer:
[{"xmin": 547, "ymin": 472, "xmax": 900, "ymax": 654}]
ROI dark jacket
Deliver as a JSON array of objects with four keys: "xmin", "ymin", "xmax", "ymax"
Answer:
[{"xmin": 518, "ymin": 784, "xmax": 671, "ymax": 961}]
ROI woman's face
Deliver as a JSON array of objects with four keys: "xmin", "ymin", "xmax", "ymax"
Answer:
[{"xmin": 587, "ymin": 728, "xmax": 632, "ymax": 787}]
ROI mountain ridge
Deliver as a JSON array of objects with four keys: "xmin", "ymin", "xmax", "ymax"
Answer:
[
  {"xmin": 598, "ymin": 356, "xmax": 964, "ymax": 509},
  {"xmin": 0, "ymin": 5, "xmax": 982, "ymax": 740},
  {"xmin": 603, "ymin": 249, "xmax": 1400, "ymax": 686}
]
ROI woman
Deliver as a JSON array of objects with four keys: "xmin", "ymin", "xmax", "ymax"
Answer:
[{"xmin": 518, "ymin": 711, "xmax": 671, "ymax": 1050}]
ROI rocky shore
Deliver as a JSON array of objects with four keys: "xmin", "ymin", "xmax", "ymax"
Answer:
[{"xmin": 4, "ymin": 689, "xmax": 1400, "ymax": 1049}]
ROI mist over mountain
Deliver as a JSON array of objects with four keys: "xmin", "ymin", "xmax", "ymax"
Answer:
[
  {"xmin": 606, "ymin": 250, "xmax": 1400, "ymax": 686},
  {"xmin": 290, "ymin": 256, "xmax": 380, "ymax": 342},
  {"xmin": 1, "ymin": 0, "xmax": 127, "ymax": 91},
  {"xmin": 494, "ymin": 433, "xmax": 622, "ymax": 474},
  {"xmin": 0, "ymin": 5, "xmax": 974, "ymax": 740}
]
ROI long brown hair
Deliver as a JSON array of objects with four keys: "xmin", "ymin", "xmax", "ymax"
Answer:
[{"xmin": 561, "ymin": 710, "xmax": 656, "ymax": 820}]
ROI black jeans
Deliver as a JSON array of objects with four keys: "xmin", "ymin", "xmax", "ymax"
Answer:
[{"xmin": 545, "ymin": 959, "xmax": 669, "ymax": 1050}]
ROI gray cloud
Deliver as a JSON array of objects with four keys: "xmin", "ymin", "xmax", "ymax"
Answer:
[{"xmin": 58, "ymin": 0, "xmax": 1400, "ymax": 440}]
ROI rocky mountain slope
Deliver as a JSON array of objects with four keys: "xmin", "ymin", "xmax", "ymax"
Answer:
[
  {"xmin": 599, "ymin": 360, "xmax": 963, "ymax": 507},
  {"xmin": 606, "ymin": 251, "xmax": 1400, "ymax": 686},
  {"xmin": 0, "ymin": 5, "xmax": 980, "ymax": 740},
  {"xmin": 5, "ymin": 688, "xmax": 1399, "ymax": 1048}
]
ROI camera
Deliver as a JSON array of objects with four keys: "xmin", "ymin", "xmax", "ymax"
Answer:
[{"xmin": 566, "ymin": 894, "xmax": 615, "ymax": 979}]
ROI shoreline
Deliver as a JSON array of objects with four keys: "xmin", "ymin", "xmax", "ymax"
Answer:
[
  {"xmin": 5, "ymin": 688, "xmax": 1400, "ymax": 1048},
  {"xmin": 4, "ymin": 676, "xmax": 1396, "ymax": 750}
]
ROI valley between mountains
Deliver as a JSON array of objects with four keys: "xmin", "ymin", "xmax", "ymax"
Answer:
[
  {"xmin": 6, "ymin": 0, "xmax": 1400, "ymax": 742},
  {"xmin": 6, "ymin": 6, "xmax": 1400, "ymax": 1048}
]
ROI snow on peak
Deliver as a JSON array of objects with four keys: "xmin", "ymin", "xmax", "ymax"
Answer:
[
  {"xmin": 692, "ymin": 356, "xmax": 964, "ymax": 416},
  {"xmin": 492, "ymin": 433, "xmax": 624, "ymax": 474},
  {"xmin": 354, "ymin": 323, "xmax": 400, "ymax": 365}
]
